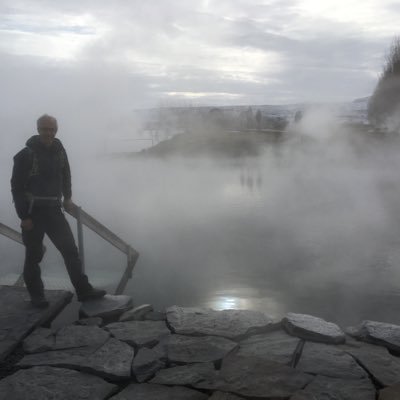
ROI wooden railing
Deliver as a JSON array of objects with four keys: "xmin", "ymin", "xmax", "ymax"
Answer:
[
  {"xmin": 0, "ymin": 204, "xmax": 139, "ymax": 295},
  {"xmin": 67, "ymin": 203, "xmax": 139, "ymax": 295},
  {"xmin": 0, "ymin": 222, "xmax": 23, "ymax": 245}
]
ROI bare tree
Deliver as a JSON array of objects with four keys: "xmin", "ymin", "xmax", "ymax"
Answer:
[{"xmin": 368, "ymin": 37, "xmax": 400, "ymax": 131}]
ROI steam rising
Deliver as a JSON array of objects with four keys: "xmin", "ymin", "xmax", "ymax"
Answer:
[
  {"xmin": 2, "ymin": 106, "xmax": 400, "ymax": 326},
  {"xmin": 3, "ymin": 1, "xmax": 400, "ymax": 329}
]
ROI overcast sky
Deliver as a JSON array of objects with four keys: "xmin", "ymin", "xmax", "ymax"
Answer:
[{"xmin": 0, "ymin": 0, "xmax": 399, "ymax": 144}]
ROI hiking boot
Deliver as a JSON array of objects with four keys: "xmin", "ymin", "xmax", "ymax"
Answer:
[
  {"xmin": 31, "ymin": 295, "xmax": 49, "ymax": 308},
  {"xmin": 77, "ymin": 288, "xmax": 107, "ymax": 302}
]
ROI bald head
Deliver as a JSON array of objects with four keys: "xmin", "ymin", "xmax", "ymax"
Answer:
[{"xmin": 37, "ymin": 114, "xmax": 58, "ymax": 147}]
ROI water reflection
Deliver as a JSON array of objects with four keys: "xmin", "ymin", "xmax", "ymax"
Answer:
[
  {"xmin": 26, "ymin": 141, "xmax": 400, "ymax": 327},
  {"xmin": 206, "ymin": 287, "xmax": 286, "ymax": 318},
  {"xmin": 239, "ymin": 165, "xmax": 263, "ymax": 192},
  {"xmin": 210, "ymin": 295, "xmax": 246, "ymax": 310}
]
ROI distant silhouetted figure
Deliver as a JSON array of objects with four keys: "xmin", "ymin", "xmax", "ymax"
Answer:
[
  {"xmin": 255, "ymin": 109, "xmax": 262, "ymax": 130},
  {"xmin": 11, "ymin": 114, "xmax": 106, "ymax": 307},
  {"xmin": 246, "ymin": 107, "xmax": 254, "ymax": 129},
  {"xmin": 294, "ymin": 110, "xmax": 303, "ymax": 123}
]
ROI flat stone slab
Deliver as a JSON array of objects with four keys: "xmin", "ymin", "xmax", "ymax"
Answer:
[
  {"xmin": 23, "ymin": 325, "xmax": 110, "ymax": 354},
  {"xmin": 23, "ymin": 327, "xmax": 54, "ymax": 354},
  {"xmin": 18, "ymin": 337, "xmax": 134, "ymax": 381},
  {"xmin": 196, "ymin": 354, "xmax": 314, "ymax": 398},
  {"xmin": 166, "ymin": 334, "xmax": 238, "ymax": 363},
  {"xmin": 291, "ymin": 375, "xmax": 376, "ymax": 400},
  {"xmin": 283, "ymin": 313, "xmax": 345, "ymax": 344},
  {"xmin": 105, "ymin": 320, "xmax": 171, "ymax": 348},
  {"xmin": 109, "ymin": 383, "xmax": 208, "ymax": 400},
  {"xmin": 209, "ymin": 392, "xmax": 245, "ymax": 400},
  {"xmin": 132, "ymin": 347, "xmax": 166, "ymax": 382},
  {"xmin": 166, "ymin": 306, "xmax": 278, "ymax": 339},
  {"xmin": 150, "ymin": 355, "xmax": 313, "ymax": 399},
  {"xmin": 0, "ymin": 285, "xmax": 72, "ymax": 362},
  {"xmin": 55, "ymin": 325, "xmax": 110, "ymax": 350},
  {"xmin": 379, "ymin": 383, "xmax": 400, "ymax": 399},
  {"xmin": 119, "ymin": 304, "xmax": 153, "ymax": 322},
  {"xmin": 144, "ymin": 311, "xmax": 166, "ymax": 321},
  {"xmin": 151, "ymin": 338, "xmax": 169, "ymax": 360},
  {"xmin": 74, "ymin": 317, "xmax": 103, "ymax": 326},
  {"xmin": 80, "ymin": 294, "xmax": 132, "ymax": 319},
  {"xmin": 237, "ymin": 329, "xmax": 300, "ymax": 365},
  {"xmin": 151, "ymin": 362, "xmax": 217, "ymax": 386},
  {"xmin": 296, "ymin": 342, "xmax": 368, "ymax": 379},
  {"xmin": 0, "ymin": 366, "xmax": 117, "ymax": 400},
  {"xmin": 341, "ymin": 341, "xmax": 400, "ymax": 387},
  {"xmin": 347, "ymin": 320, "xmax": 400, "ymax": 352},
  {"xmin": 153, "ymin": 355, "xmax": 312, "ymax": 398}
]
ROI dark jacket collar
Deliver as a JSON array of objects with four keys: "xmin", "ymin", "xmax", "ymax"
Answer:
[{"xmin": 26, "ymin": 135, "xmax": 63, "ymax": 153}]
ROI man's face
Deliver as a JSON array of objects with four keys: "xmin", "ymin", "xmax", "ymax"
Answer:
[{"xmin": 38, "ymin": 119, "xmax": 57, "ymax": 147}]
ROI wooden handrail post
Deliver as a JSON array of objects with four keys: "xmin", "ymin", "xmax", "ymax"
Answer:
[
  {"xmin": 114, "ymin": 247, "xmax": 138, "ymax": 295},
  {"xmin": 76, "ymin": 206, "xmax": 85, "ymax": 273}
]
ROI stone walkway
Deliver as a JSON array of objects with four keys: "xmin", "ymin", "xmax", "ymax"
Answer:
[
  {"xmin": 0, "ymin": 285, "xmax": 72, "ymax": 363},
  {"xmin": 1, "ymin": 292, "xmax": 400, "ymax": 399}
]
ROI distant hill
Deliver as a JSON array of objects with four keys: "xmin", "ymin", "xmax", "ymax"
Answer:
[
  {"xmin": 135, "ymin": 97, "xmax": 369, "ymax": 130},
  {"xmin": 110, "ymin": 97, "xmax": 370, "ymax": 156},
  {"xmin": 137, "ymin": 129, "xmax": 285, "ymax": 158},
  {"xmin": 129, "ymin": 97, "xmax": 371, "ymax": 158}
]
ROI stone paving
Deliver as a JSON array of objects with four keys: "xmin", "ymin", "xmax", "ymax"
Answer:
[
  {"xmin": 2, "ymin": 290, "xmax": 400, "ymax": 399},
  {"xmin": 0, "ymin": 285, "xmax": 72, "ymax": 363}
]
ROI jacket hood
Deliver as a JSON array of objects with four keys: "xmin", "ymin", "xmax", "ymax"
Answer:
[{"xmin": 26, "ymin": 135, "xmax": 64, "ymax": 152}]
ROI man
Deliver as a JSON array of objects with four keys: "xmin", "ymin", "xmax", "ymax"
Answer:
[{"xmin": 11, "ymin": 114, "xmax": 106, "ymax": 307}]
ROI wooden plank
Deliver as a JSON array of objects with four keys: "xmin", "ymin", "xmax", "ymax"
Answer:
[
  {"xmin": 1, "ymin": 206, "xmax": 139, "ymax": 258},
  {"xmin": 67, "ymin": 205, "xmax": 135, "ymax": 255},
  {"xmin": 0, "ymin": 223, "xmax": 22, "ymax": 245}
]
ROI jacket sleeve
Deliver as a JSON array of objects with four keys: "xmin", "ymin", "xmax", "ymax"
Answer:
[
  {"xmin": 62, "ymin": 149, "xmax": 72, "ymax": 200},
  {"xmin": 11, "ymin": 149, "xmax": 30, "ymax": 220}
]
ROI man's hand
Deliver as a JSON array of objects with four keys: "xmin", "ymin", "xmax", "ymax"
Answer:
[
  {"xmin": 21, "ymin": 218, "xmax": 33, "ymax": 231},
  {"xmin": 63, "ymin": 198, "xmax": 74, "ymax": 212}
]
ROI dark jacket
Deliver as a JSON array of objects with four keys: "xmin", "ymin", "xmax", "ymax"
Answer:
[{"xmin": 11, "ymin": 135, "xmax": 72, "ymax": 220}]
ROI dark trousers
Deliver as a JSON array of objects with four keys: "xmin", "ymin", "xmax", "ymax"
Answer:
[{"xmin": 22, "ymin": 206, "xmax": 92, "ymax": 297}]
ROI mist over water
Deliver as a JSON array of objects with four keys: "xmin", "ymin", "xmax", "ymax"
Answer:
[{"xmin": 2, "ymin": 110, "xmax": 400, "ymax": 326}]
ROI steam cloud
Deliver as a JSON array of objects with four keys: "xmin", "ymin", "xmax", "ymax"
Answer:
[{"xmin": 2, "ymin": 106, "xmax": 400, "ymax": 326}]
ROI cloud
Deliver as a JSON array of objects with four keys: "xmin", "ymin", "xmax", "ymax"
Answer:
[{"xmin": 0, "ymin": 0, "xmax": 398, "ymax": 114}]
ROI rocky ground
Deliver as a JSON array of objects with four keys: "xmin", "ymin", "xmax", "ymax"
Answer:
[{"xmin": 1, "ymin": 297, "xmax": 400, "ymax": 399}]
